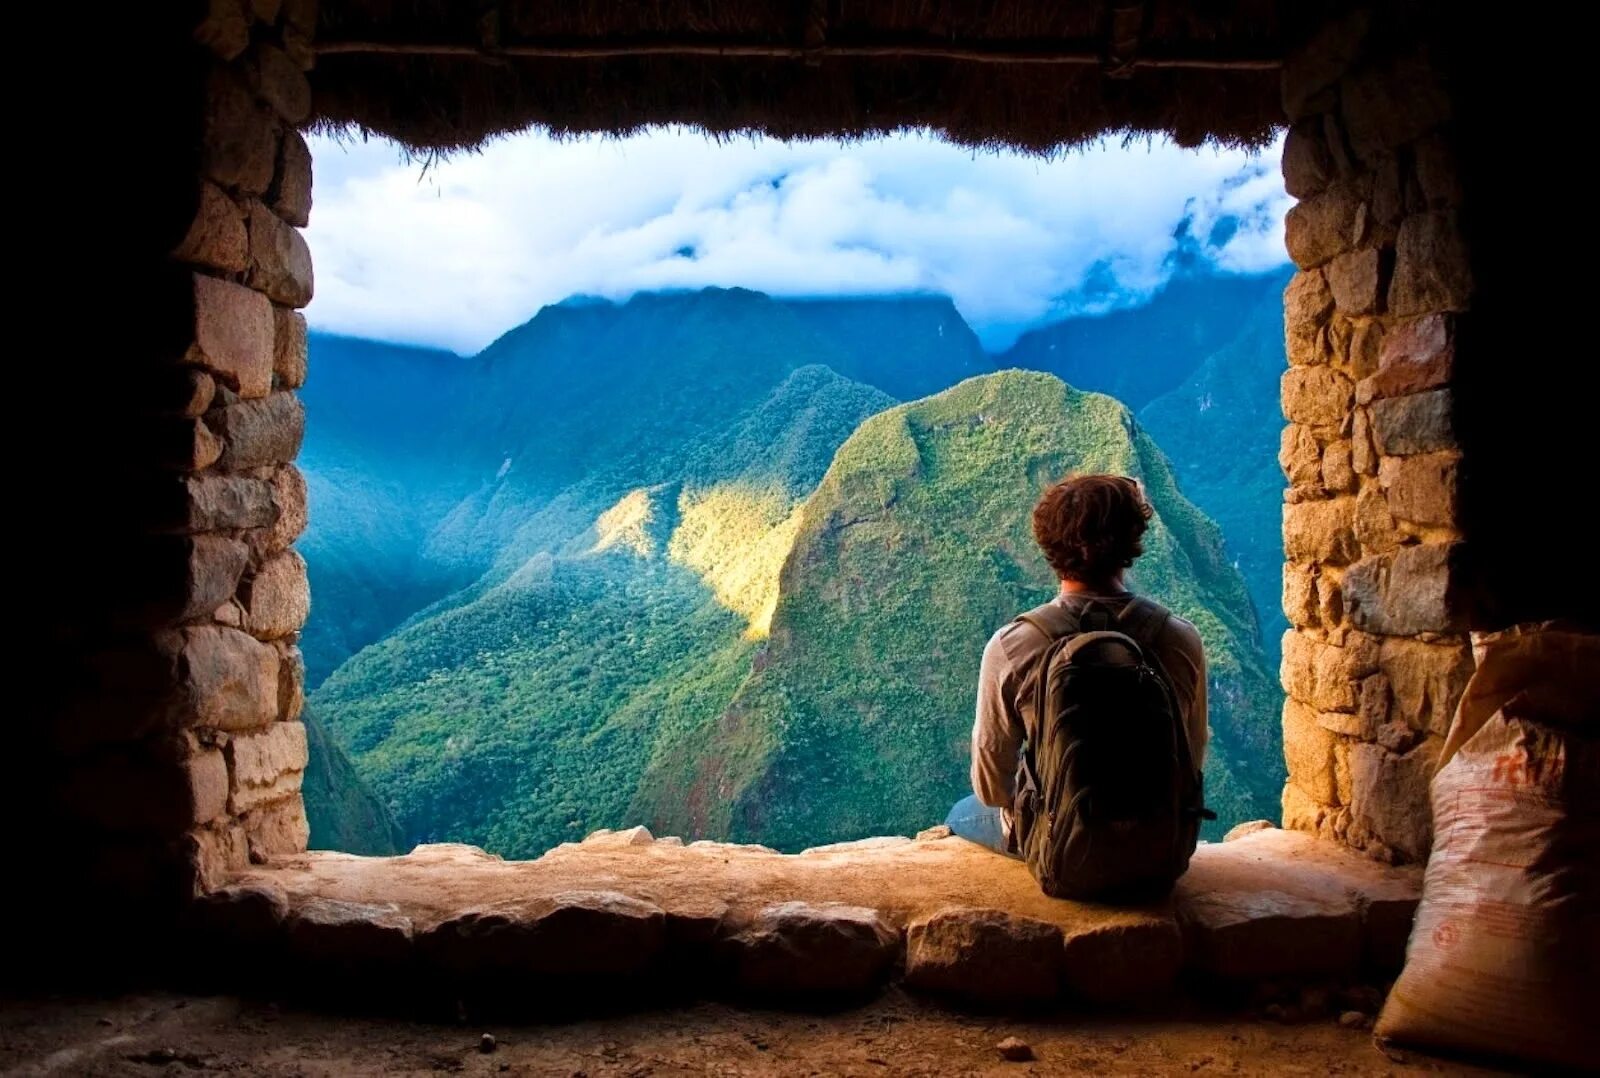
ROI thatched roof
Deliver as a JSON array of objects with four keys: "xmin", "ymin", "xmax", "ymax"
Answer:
[{"xmin": 310, "ymin": 1, "xmax": 1337, "ymax": 154}]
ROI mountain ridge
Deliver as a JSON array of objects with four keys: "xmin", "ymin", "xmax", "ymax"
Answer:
[{"xmin": 298, "ymin": 273, "xmax": 1291, "ymax": 856}]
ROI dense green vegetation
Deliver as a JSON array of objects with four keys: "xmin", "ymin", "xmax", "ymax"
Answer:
[
  {"xmin": 676, "ymin": 373, "xmax": 1277, "ymax": 849},
  {"xmin": 300, "ymin": 278, "xmax": 1289, "ymax": 857},
  {"xmin": 1001, "ymin": 268, "xmax": 1293, "ymax": 652}
]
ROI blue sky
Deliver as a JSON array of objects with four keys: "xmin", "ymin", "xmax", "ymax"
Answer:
[{"xmin": 306, "ymin": 128, "xmax": 1290, "ymax": 355}]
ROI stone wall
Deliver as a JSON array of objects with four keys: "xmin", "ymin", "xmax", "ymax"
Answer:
[
  {"xmin": 39, "ymin": 0, "xmax": 317, "ymax": 922},
  {"xmin": 1276, "ymin": 9, "xmax": 1475, "ymax": 864}
]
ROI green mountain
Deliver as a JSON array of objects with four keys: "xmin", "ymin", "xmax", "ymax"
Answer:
[
  {"xmin": 1002, "ymin": 271, "xmax": 1290, "ymax": 411},
  {"xmin": 302, "ymin": 708, "xmax": 405, "ymax": 855},
  {"xmin": 636, "ymin": 372, "xmax": 1279, "ymax": 850},
  {"xmin": 299, "ymin": 334, "xmax": 481, "ymax": 686},
  {"xmin": 1138, "ymin": 283, "xmax": 1290, "ymax": 651},
  {"xmin": 300, "ymin": 279, "xmax": 1289, "ymax": 856},
  {"xmin": 778, "ymin": 295, "xmax": 995, "ymax": 400},
  {"xmin": 311, "ymin": 365, "xmax": 895, "ymax": 853},
  {"xmin": 1003, "ymin": 269, "xmax": 1293, "ymax": 653}
]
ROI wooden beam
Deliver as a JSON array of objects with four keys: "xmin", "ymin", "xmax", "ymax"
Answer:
[{"xmin": 314, "ymin": 38, "xmax": 1282, "ymax": 70}]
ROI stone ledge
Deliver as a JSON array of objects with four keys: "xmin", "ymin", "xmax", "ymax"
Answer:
[{"xmin": 213, "ymin": 826, "xmax": 1417, "ymax": 1012}]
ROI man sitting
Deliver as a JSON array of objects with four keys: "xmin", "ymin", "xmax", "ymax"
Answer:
[{"xmin": 946, "ymin": 474, "xmax": 1209, "ymax": 898}]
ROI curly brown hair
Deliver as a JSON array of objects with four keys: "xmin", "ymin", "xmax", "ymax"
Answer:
[{"xmin": 1032, "ymin": 474, "xmax": 1153, "ymax": 585}]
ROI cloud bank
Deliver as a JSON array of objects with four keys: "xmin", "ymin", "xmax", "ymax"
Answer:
[{"xmin": 305, "ymin": 128, "xmax": 1290, "ymax": 355}]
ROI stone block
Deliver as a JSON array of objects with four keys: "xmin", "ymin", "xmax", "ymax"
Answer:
[
  {"xmin": 245, "ymin": 796, "xmax": 310, "ymax": 860},
  {"xmin": 189, "ymin": 273, "xmax": 274, "ymax": 399},
  {"xmin": 422, "ymin": 892, "xmax": 666, "ymax": 982},
  {"xmin": 181, "ymin": 474, "xmax": 278, "ymax": 532},
  {"xmin": 1326, "ymin": 249, "xmax": 1383, "ymax": 316},
  {"xmin": 170, "ymin": 625, "xmax": 280, "ymax": 731},
  {"xmin": 1223, "ymin": 820, "xmax": 1275, "ymax": 842},
  {"xmin": 184, "ymin": 824, "xmax": 251, "ymax": 895},
  {"xmin": 188, "ymin": 879, "xmax": 289, "ymax": 956},
  {"xmin": 1283, "ymin": 270, "xmax": 1333, "ymax": 365},
  {"xmin": 1284, "ymin": 183, "xmax": 1365, "ymax": 269},
  {"xmin": 1280, "ymin": 630, "xmax": 1316, "ymax": 701},
  {"xmin": 1343, "ymin": 543, "xmax": 1466, "ymax": 635},
  {"xmin": 173, "ymin": 182, "xmax": 248, "ymax": 273},
  {"xmin": 1283, "ymin": 566, "xmax": 1319, "ymax": 628},
  {"xmin": 1358, "ymin": 314, "xmax": 1454, "ymax": 404},
  {"xmin": 180, "ymin": 534, "xmax": 251, "ymax": 617},
  {"xmin": 581, "ymin": 825, "xmax": 656, "ymax": 847},
  {"xmin": 1279, "ymin": 424, "xmax": 1322, "ymax": 487},
  {"xmin": 1347, "ymin": 320, "xmax": 1382, "ymax": 380},
  {"xmin": 275, "ymin": 641, "xmax": 306, "ymax": 722},
  {"xmin": 1283, "ymin": 699, "xmax": 1340, "ymax": 804},
  {"xmin": 271, "ymin": 129, "xmax": 313, "ymax": 229},
  {"xmin": 1177, "ymin": 828, "xmax": 1420, "ymax": 978},
  {"xmin": 154, "ymin": 417, "xmax": 226, "ymax": 472},
  {"xmin": 1281, "ymin": 120, "xmax": 1333, "ymax": 199},
  {"xmin": 1283, "ymin": 631, "xmax": 1377, "ymax": 712},
  {"xmin": 1354, "ymin": 483, "xmax": 1401, "ymax": 553},
  {"xmin": 1321, "ymin": 439, "xmax": 1356, "ymax": 493},
  {"xmin": 251, "ymin": 0, "xmax": 283, "ymax": 23},
  {"xmin": 1280, "ymin": 781, "xmax": 1335, "ymax": 837},
  {"xmin": 203, "ymin": 70, "xmax": 278, "ymax": 196},
  {"xmin": 904, "ymin": 907, "xmax": 1063, "ymax": 1005},
  {"xmin": 252, "ymin": 44, "xmax": 311, "ymax": 123},
  {"xmin": 272, "ymin": 307, "xmax": 308, "ymax": 388},
  {"xmin": 288, "ymin": 897, "xmax": 414, "ymax": 972},
  {"xmin": 1379, "ymin": 451, "xmax": 1459, "ymax": 527},
  {"xmin": 1281, "ymin": 10, "xmax": 1370, "ymax": 120},
  {"xmin": 1284, "ymin": 497, "xmax": 1357, "ymax": 566},
  {"xmin": 724, "ymin": 902, "xmax": 898, "ymax": 999},
  {"xmin": 1377, "ymin": 636, "xmax": 1473, "ymax": 735},
  {"xmin": 262, "ymin": 464, "xmax": 307, "ymax": 555},
  {"xmin": 1315, "ymin": 574, "xmax": 1343, "ymax": 627},
  {"xmin": 1359, "ymin": 673, "xmax": 1392, "ymax": 734},
  {"xmin": 246, "ymin": 202, "xmax": 314, "ymax": 308},
  {"xmin": 227, "ymin": 721, "xmax": 308, "ymax": 813},
  {"xmin": 1389, "ymin": 211, "xmax": 1473, "ymax": 316},
  {"xmin": 194, "ymin": 0, "xmax": 250, "ymax": 60},
  {"xmin": 1282, "ymin": 366, "xmax": 1353, "ymax": 427},
  {"xmin": 242, "ymin": 550, "xmax": 310, "ymax": 640},
  {"xmin": 1369, "ymin": 155, "xmax": 1406, "ymax": 240},
  {"xmin": 1351, "ymin": 406, "xmax": 1376, "ymax": 475},
  {"xmin": 1368, "ymin": 388, "xmax": 1454, "ymax": 456},
  {"xmin": 1347, "ymin": 738, "xmax": 1441, "ymax": 863},
  {"xmin": 1061, "ymin": 917, "xmax": 1182, "ymax": 1004},
  {"xmin": 186, "ymin": 747, "xmax": 230, "ymax": 825},
  {"xmin": 1341, "ymin": 53, "xmax": 1452, "ymax": 162},
  {"xmin": 1413, "ymin": 133, "xmax": 1463, "ymax": 209},
  {"xmin": 212, "ymin": 391, "xmax": 305, "ymax": 471},
  {"xmin": 1176, "ymin": 876, "xmax": 1360, "ymax": 982},
  {"xmin": 1376, "ymin": 719, "xmax": 1422, "ymax": 753}
]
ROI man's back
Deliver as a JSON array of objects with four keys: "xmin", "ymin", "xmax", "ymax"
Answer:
[{"xmin": 970, "ymin": 590, "xmax": 1207, "ymax": 814}]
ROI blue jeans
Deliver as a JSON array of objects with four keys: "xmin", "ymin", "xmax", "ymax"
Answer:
[{"xmin": 945, "ymin": 794, "xmax": 1020, "ymax": 859}]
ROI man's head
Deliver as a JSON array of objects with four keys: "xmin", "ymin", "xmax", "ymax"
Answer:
[{"xmin": 1032, "ymin": 474, "xmax": 1153, "ymax": 586}]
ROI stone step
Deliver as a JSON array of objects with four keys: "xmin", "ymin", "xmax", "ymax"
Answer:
[{"xmin": 202, "ymin": 825, "xmax": 1418, "ymax": 1012}]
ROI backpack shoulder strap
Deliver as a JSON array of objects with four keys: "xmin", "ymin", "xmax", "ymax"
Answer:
[
  {"xmin": 1116, "ymin": 596, "xmax": 1172, "ymax": 651},
  {"xmin": 1014, "ymin": 601, "xmax": 1079, "ymax": 643},
  {"xmin": 997, "ymin": 601, "xmax": 1079, "ymax": 685}
]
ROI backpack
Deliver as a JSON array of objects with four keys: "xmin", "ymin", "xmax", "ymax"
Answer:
[{"xmin": 1001, "ymin": 596, "xmax": 1213, "ymax": 901}]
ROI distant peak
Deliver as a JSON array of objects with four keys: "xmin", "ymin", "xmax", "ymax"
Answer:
[{"xmin": 554, "ymin": 294, "xmax": 616, "ymax": 309}]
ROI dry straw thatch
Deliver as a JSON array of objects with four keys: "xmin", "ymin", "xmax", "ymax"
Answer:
[{"xmin": 310, "ymin": 1, "xmax": 1333, "ymax": 154}]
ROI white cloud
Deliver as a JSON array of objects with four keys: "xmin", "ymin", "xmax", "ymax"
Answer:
[{"xmin": 305, "ymin": 128, "xmax": 1290, "ymax": 354}]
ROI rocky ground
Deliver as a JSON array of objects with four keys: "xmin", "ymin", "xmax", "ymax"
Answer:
[{"xmin": 0, "ymin": 990, "xmax": 1504, "ymax": 1077}]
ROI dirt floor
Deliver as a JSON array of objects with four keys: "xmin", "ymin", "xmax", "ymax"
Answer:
[{"xmin": 0, "ymin": 991, "xmax": 1504, "ymax": 1077}]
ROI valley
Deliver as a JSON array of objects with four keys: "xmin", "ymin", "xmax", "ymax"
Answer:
[{"xmin": 297, "ymin": 274, "xmax": 1291, "ymax": 858}]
